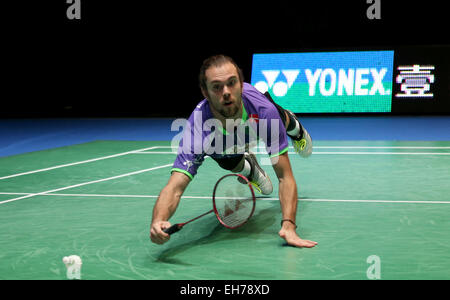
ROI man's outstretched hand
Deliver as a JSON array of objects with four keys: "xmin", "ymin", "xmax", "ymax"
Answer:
[{"xmin": 279, "ymin": 225, "xmax": 318, "ymax": 248}]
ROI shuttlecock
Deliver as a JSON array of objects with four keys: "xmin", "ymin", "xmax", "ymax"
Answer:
[{"xmin": 62, "ymin": 255, "xmax": 82, "ymax": 280}]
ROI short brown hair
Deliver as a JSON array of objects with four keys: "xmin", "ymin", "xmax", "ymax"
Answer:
[{"xmin": 198, "ymin": 55, "xmax": 244, "ymax": 92}]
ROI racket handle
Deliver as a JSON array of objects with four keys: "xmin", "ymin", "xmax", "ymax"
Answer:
[{"xmin": 163, "ymin": 224, "xmax": 182, "ymax": 235}]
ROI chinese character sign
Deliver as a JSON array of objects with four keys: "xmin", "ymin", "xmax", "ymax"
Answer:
[{"xmin": 395, "ymin": 65, "xmax": 435, "ymax": 98}]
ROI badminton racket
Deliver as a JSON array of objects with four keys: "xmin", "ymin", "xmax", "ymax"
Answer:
[{"xmin": 163, "ymin": 173, "xmax": 256, "ymax": 235}]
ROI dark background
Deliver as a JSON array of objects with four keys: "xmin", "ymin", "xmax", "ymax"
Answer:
[
  {"xmin": 2, "ymin": 0, "xmax": 449, "ymax": 117},
  {"xmin": 392, "ymin": 46, "xmax": 450, "ymax": 114}
]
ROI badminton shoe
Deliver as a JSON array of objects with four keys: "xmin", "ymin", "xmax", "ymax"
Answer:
[
  {"xmin": 244, "ymin": 152, "xmax": 273, "ymax": 195},
  {"xmin": 286, "ymin": 110, "xmax": 313, "ymax": 158}
]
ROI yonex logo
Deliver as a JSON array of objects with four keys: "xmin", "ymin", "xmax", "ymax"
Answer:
[
  {"xmin": 254, "ymin": 70, "xmax": 300, "ymax": 97},
  {"xmin": 254, "ymin": 68, "xmax": 390, "ymax": 97}
]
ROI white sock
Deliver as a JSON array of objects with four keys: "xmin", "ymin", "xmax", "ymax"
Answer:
[
  {"xmin": 239, "ymin": 159, "xmax": 252, "ymax": 178},
  {"xmin": 287, "ymin": 119, "xmax": 300, "ymax": 138}
]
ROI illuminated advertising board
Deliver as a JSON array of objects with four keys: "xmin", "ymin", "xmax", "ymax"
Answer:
[
  {"xmin": 252, "ymin": 47, "xmax": 450, "ymax": 114},
  {"xmin": 251, "ymin": 51, "xmax": 395, "ymax": 113}
]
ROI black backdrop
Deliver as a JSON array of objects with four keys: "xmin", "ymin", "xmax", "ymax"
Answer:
[{"xmin": 2, "ymin": 0, "xmax": 449, "ymax": 117}]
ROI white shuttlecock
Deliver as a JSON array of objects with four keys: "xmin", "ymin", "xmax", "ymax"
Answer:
[{"xmin": 62, "ymin": 255, "xmax": 82, "ymax": 280}]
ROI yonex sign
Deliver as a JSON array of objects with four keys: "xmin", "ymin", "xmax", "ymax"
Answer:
[{"xmin": 251, "ymin": 51, "xmax": 394, "ymax": 113}]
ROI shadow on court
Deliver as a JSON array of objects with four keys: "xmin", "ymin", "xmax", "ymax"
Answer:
[{"xmin": 153, "ymin": 203, "xmax": 280, "ymax": 265}]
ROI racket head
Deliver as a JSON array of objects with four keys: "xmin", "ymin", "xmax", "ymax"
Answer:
[{"xmin": 212, "ymin": 173, "xmax": 256, "ymax": 229}]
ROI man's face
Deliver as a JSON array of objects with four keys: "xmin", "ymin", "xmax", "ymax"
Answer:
[{"xmin": 202, "ymin": 62, "xmax": 243, "ymax": 119}]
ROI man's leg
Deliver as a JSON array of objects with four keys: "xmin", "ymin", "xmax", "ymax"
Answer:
[
  {"xmin": 214, "ymin": 154, "xmax": 273, "ymax": 195},
  {"xmin": 264, "ymin": 92, "xmax": 313, "ymax": 157}
]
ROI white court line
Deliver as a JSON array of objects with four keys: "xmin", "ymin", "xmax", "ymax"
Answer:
[
  {"xmin": 0, "ymin": 163, "xmax": 172, "ymax": 205},
  {"xmin": 0, "ymin": 146, "xmax": 159, "ymax": 181},
  {"xmin": 312, "ymin": 152, "xmax": 450, "ymax": 155},
  {"xmin": 1, "ymin": 192, "xmax": 450, "ymax": 204},
  {"xmin": 132, "ymin": 151, "xmax": 450, "ymax": 156},
  {"xmin": 150, "ymin": 145, "xmax": 450, "ymax": 149},
  {"xmin": 315, "ymin": 147, "xmax": 450, "ymax": 149}
]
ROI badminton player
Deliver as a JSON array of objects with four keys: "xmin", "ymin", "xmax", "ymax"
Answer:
[{"xmin": 150, "ymin": 55, "xmax": 317, "ymax": 248}]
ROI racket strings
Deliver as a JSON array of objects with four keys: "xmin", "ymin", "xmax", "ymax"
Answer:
[
  {"xmin": 216, "ymin": 197, "xmax": 253, "ymax": 227},
  {"xmin": 213, "ymin": 174, "xmax": 255, "ymax": 229}
]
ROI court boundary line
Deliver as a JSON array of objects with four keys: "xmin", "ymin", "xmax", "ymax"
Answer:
[
  {"xmin": 2, "ymin": 144, "xmax": 449, "ymax": 181},
  {"xmin": 132, "ymin": 151, "xmax": 450, "ymax": 156},
  {"xmin": 0, "ymin": 146, "xmax": 159, "ymax": 181},
  {"xmin": 1, "ymin": 192, "xmax": 450, "ymax": 205},
  {"xmin": 148, "ymin": 145, "xmax": 450, "ymax": 149},
  {"xmin": 1, "ymin": 142, "xmax": 450, "ymax": 205},
  {"xmin": 0, "ymin": 163, "xmax": 173, "ymax": 205},
  {"xmin": 131, "ymin": 144, "xmax": 450, "ymax": 156}
]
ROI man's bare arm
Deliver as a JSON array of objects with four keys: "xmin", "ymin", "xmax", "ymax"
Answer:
[
  {"xmin": 150, "ymin": 171, "xmax": 191, "ymax": 244},
  {"xmin": 272, "ymin": 153, "xmax": 317, "ymax": 248}
]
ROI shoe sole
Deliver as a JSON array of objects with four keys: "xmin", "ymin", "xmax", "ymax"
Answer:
[{"xmin": 245, "ymin": 152, "xmax": 273, "ymax": 195}]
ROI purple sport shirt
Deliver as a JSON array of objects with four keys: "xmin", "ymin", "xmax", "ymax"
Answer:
[{"xmin": 171, "ymin": 82, "xmax": 289, "ymax": 179}]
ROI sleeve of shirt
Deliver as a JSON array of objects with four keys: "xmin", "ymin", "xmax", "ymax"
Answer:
[
  {"xmin": 242, "ymin": 83, "xmax": 289, "ymax": 158},
  {"xmin": 171, "ymin": 109, "xmax": 206, "ymax": 180}
]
